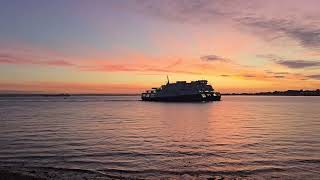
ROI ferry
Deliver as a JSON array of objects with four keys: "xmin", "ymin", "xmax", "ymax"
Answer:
[{"xmin": 141, "ymin": 77, "xmax": 221, "ymax": 102}]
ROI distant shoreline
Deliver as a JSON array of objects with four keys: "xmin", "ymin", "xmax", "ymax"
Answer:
[
  {"xmin": 222, "ymin": 94, "xmax": 320, "ymax": 96},
  {"xmin": 0, "ymin": 89, "xmax": 320, "ymax": 97},
  {"xmin": 0, "ymin": 93, "xmax": 140, "ymax": 97},
  {"xmin": 222, "ymin": 89, "xmax": 320, "ymax": 96}
]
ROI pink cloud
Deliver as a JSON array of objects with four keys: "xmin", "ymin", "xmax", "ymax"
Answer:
[
  {"xmin": 0, "ymin": 81, "xmax": 149, "ymax": 94},
  {"xmin": 0, "ymin": 53, "xmax": 74, "ymax": 67}
]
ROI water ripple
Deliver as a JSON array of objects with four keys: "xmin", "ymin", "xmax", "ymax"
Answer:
[{"xmin": 0, "ymin": 96, "xmax": 319, "ymax": 179}]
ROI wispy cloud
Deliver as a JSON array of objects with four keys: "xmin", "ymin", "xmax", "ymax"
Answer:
[
  {"xmin": 165, "ymin": 59, "xmax": 183, "ymax": 69},
  {"xmin": 134, "ymin": 1, "xmax": 320, "ymax": 50},
  {"xmin": 257, "ymin": 54, "xmax": 320, "ymax": 69},
  {"xmin": 220, "ymin": 74, "xmax": 231, "ymax": 77},
  {"xmin": 200, "ymin": 54, "xmax": 228, "ymax": 62},
  {"xmin": 238, "ymin": 17, "xmax": 320, "ymax": 49},
  {"xmin": 306, "ymin": 74, "xmax": 320, "ymax": 80},
  {"xmin": 275, "ymin": 60, "xmax": 320, "ymax": 69},
  {"xmin": 242, "ymin": 74, "xmax": 256, "ymax": 78},
  {"xmin": 134, "ymin": 0, "xmax": 232, "ymax": 24},
  {"xmin": 273, "ymin": 75, "xmax": 286, "ymax": 79},
  {"xmin": 0, "ymin": 53, "xmax": 74, "ymax": 67},
  {"xmin": 44, "ymin": 60, "xmax": 74, "ymax": 66},
  {"xmin": 82, "ymin": 62, "xmax": 200, "ymax": 75},
  {"xmin": 0, "ymin": 82, "xmax": 149, "ymax": 94},
  {"xmin": 0, "ymin": 51, "xmax": 201, "ymax": 75},
  {"xmin": 256, "ymin": 54, "xmax": 281, "ymax": 61},
  {"xmin": 264, "ymin": 70, "xmax": 290, "ymax": 75}
]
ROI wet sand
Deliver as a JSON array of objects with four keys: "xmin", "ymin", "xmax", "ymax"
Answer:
[
  {"xmin": 0, "ymin": 170, "xmax": 45, "ymax": 180},
  {"xmin": 0, "ymin": 167, "xmax": 113, "ymax": 180},
  {"xmin": 0, "ymin": 166, "xmax": 258, "ymax": 180}
]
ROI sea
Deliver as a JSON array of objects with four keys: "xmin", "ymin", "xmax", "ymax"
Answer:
[{"xmin": 0, "ymin": 96, "xmax": 319, "ymax": 179}]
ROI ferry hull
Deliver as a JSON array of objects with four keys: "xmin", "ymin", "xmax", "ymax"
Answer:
[{"xmin": 141, "ymin": 94, "xmax": 221, "ymax": 102}]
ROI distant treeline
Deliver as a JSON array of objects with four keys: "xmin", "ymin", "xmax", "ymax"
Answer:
[
  {"xmin": 223, "ymin": 89, "xmax": 320, "ymax": 96},
  {"xmin": 0, "ymin": 93, "xmax": 139, "ymax": 97}
]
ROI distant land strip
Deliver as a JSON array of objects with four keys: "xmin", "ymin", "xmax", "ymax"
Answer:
[
  {"xmin": 1, "ymin": 90, "xmax": 320, "ymax": 96},
  {"xmin": 222, "ymin": 89, "xmax": 320, "ymax": 96},
  {"xmin": 0, "ymin": 93, "xmax": 139, "ymax": 97}
]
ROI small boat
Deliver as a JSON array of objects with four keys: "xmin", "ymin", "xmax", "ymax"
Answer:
[{"xmin": 141, "ymin": 77, "xmax": 221, "ymax": 102}]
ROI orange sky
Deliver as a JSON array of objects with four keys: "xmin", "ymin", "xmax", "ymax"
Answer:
[{"xmin": 0, "ymin": 1, "xmax": 320, "ymax": 93}]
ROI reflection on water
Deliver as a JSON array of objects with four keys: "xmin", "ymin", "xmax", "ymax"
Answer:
[{"xmin": 0, "ymin": 96, "xmax": 319, "ymax": 179}]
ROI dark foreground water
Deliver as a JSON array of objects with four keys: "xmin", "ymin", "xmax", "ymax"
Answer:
[{"xmin": 0, "ymin": 96, "xmax": 319, "ymax": 179}]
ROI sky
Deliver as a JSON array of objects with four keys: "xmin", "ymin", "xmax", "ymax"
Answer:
[{"xmin": 0, "ymin": 0, "xmax": 320, "ymax": 93}]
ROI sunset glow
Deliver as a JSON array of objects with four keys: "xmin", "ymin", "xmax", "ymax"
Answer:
[{"xmin": 1, "ymin": 0, "xmax": 320, "ymax": 93}]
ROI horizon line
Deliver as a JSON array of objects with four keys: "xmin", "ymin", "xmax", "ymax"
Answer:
[{"xmin": 0, "ymin": 89, "xmax": 320, "ymax": 96}]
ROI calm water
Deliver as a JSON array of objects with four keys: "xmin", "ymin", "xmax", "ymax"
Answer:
[{"xmin": 0, "ymin": 96, "xmax": 319, "ymax": 179}]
